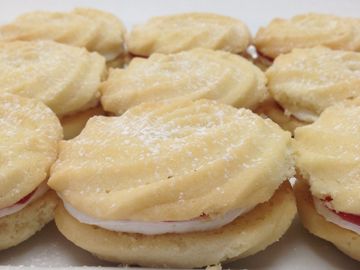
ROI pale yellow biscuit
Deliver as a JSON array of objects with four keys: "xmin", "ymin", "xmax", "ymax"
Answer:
[
  {"xmin": 0, "ymin": 94, "xmax": 62, "ymax": 209},
  {"xmin": 0, "ymin": 8, "xmax": 126, "ymax": 60},
  {"xmin": 127, "ymin": 13, "xmax": 251, "ymax": 56},
  {"xmin": 0, "ymin": 41, "xmax": 106, "ymax": 117},
  {"xmin": 101, "ymin": 49, "xmax": 268, "ymax": 115},
  {"xmin": 0, "ymin": 191, "xmax": 58, "ymax": 251},
  {"xmin": 55, "ymin": 181, "xmax": 296, "ymax": 268},
  {"xmin": 255, "ymin": 13, "xmax": 360, "ymax": 59},
  {"xmin": 49, "ymin": 99, "xmax": 294, "ymax": 222},
  {"xmin": 294, "ymin": 180, "xmax": 360, "ymax": 261},
  {"xmin": 294, "ymin": 99, "xmax": 360, "ymax": 214},
  {"xmin": 266, "ymin": 47, "xmax": 360, "ymax": 123},
  {"xmin": 60, "ymin": 106, "xmax": 105, "ymax": 140},
  {"xmin": 255, "ymin": 98, "xmax": 306, "ymax": 134}
]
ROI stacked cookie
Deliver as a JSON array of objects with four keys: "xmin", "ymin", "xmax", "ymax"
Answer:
[
  {"xmin": 254, "ymin": 13, "xmax": 360, "ymax": 261},
  {"xmin": 254, "ymin": 14, "xmax": 360, "ymax": 133},
  {"xmin": 0, "ymin": 7, "xmax": 359, "ymax": 268},
  {"xmin": 0, "ymin": 8, "xmax": 126, "ymax": 139}
]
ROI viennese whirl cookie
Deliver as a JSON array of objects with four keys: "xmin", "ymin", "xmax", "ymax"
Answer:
[
  {"xmin": 101, "ymin": 49, "xmax": 267, "ymax": 115},
  {"xmin": 255, "ymin": 13, "xmax": 360, "ymax": 59},
  {"xmin": 265, "ymin": 46, "xmax": 360, "ymax": 125},
  {"xmin": 0, "ymin": 8, "xmax": 126, "ymax": 62},
  {"xmin": 49, "ymin": 99, "xmax": 296, "ymax": 267},
  {"xmin": 0, "ymin": 40, "xmax": 106, "ymax": 139},
  {"xmin": 127, "ymin": 13, "xmax": 251, "ymax": 56},
  {"xmin": 0, "ymin": 94, "xmax": 62, "ymax": 250},
  {"xmin": 294, "ymin": 99, "xmax": 360, "ymax": 261}
]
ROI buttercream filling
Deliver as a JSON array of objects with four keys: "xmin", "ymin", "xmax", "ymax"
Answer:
[
  {"xmin": 63, "ymin": 201, "xmax": 254, "ymax": 235},
  {"xmin": 286, "ymin": 109, "xmax": 318, "ymax": 123},
  {"xmin": 103, "ymin": 50, "xmax": 122, "ymax": 61},
  {"xmin": 313, "ymin": 196, "xmax": 360, "ymax": 235},
  {"xmin": 0, "ymin": 181, "xmax": 48, "ymax": 218}
]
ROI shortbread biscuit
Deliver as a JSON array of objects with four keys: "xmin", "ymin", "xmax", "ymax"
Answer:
[
  {"xmin": 50, "ymin": 99, "xmax": 295, "ymax": 266},
  {"xmin": 0, "ymin": 94, "xmax": 62, "ymax": 209},
  {"xmin": 294, "ymin": 180, "xmax": 360, "ymax": 261},
  {"xmin": 255, "ymin": 13, "xmax": 360, "ymax": 59},
  {"xmin": 294, "ymin": 100, "xmax": 360, "ymax": 261},
  {"xmin": 294, "ymin": 99, "xmax": 360, "ymax": 214},
  {"xmin": 60, "ymin": 106, "xmax": 105, "ymax": 140},
  {"xmin": 101, "ymin": 49, "xmax": 267, "ymax": 115},
  {"xmin": 0, "ymin": 191, "xmax": 58, "ymax": 251},
  {"xmin": 0, "ymin": 8, "xmax": 126, "ymax": 61},
  {"xmin": 0, "ymin": 94, "xmax": 61, "ymax": 250},
  {"xmin": 266, "ymin": 47, "xmax": 360, "ymax": 123},
  {"xmin": 127, "ymin": 13, "xmax": 251, "ymax": 56},
  {"xmin": 0, "ymin": 41, "xmax": 106, "ymax": 118},
  {"xmin": 49, "ymin": 99, "xmax": 294, "ymax": 221},
  {"xmin": 255, "ymin": 98, "xmax": 305, "ymax": 134},
  {"xmin": 55, "ymin": 181, "xmax": 296, "ymax": 268}
]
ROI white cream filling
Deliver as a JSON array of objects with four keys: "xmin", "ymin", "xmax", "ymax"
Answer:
[
  {"xmin": 286, "ymin": 109, "xmax": 318, "ymax": 123},
  {"xmin": 0, "ymin": 181, "xmax": 48, "ymax": 218},
  {"xmin": 63, "ymin": 201, "xmax": 254, "ymax": 235},
  {"xmin": 103, "ymin": 51, "xmax": 122, "ymax": 61},
  {"xmin": 314, "ymin": 197, "xmax": 360, "ymax": 235}
]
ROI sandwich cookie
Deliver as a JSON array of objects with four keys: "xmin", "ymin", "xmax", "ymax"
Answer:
[
  {"xmin": 0, "ymin": 40, "xmax": 107, "ymax": 139},
  {"xmin": 49, "ymin": 99, "xmax": 296, "ymax": 268},
  {"xmin": 265, "ymin": 46, "xmax": 360, "ymax": 127},
  {"xmin": 255, "ymin": 13, "xmax": 360, "ymax": 59},
  {"xmin": 101, "ymin": 48, "xmax": 268, "ymax": 115},
  {"xmin": 294, "ymin": 99, "xmax": 360, "ymax": 261},
  {"xmin": 127, "ymin": 13, "xmax": 251, "ymax": 57},
  {"xmin": 0, "ymin": 94, "xmax": 62, "ymax": 250},
  {"xmin": 0, "ymin": 8, "xmax": 126, "ymax": 64}
]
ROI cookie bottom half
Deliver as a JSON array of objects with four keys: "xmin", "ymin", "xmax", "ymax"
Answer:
[
  {"xmin": 294, "ymin": 179, "xmax": 360, "ymax": 262},
  {"xmin": 0, "ymin": 190, "xmax": 58, "ymax": 251},
  {"xmin": 55, "ymin": 181, "xmax": 296, "ymax": 268}
]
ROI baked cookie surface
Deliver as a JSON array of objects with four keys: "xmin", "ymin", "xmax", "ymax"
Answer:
[
  {"xmin": 294, "ymin": 99, "xmax": 360, "ymax": 215},
  {"xmin": 266, "ymin": 47, "xmax": 360, "ymax": 123},
  {"xmin": 0, "ymin": 8, "xmax": 126, "ymax": 60},
  {"xmin": 0, "ymin": 40, "xmax": 106, "ymax": 117},
  {"xmin": 255, "ymin": 13, "xmax": 360, "ymax": 59},
  {"xmin": 101, "ymin": 49, "xmax": 267, "ymax": 115},
  {"xmin": 0, "ymin": 94, "xmax": 62, "ymax": 209},
  {"xmin": 127, "ymin": 13, "xmax": 251, "ymax": 56},
  {"xmin": 49, "ymin": 99, "xmax": 294, "ymax": 222}
]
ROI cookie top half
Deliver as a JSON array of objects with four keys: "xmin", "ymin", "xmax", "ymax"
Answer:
[
  {"xmin": 0, "ymin": 40, "xmax": 106, "ymax": 117},
  {"xmin": 255, "ymin": 13, "xmax": 360, "ymax": 59},
  {"xmin": 49, "ymin": 99, "xmax": 294, "ymax": 222},
  {"xmin": 0, "ymin": 8, "xmax": 126, "ymax": 60},
  {"xmin": 294, "ymin": 99, "xmax": 360, "ymax": 214},
  {"xmin": 0, "ymin": 94, "xmax": 62, "ymax": 209},
  {"xmin": 266, "ymin": 46, "xmax": 360, "ymax": 122},
  {"xmin": 101, "ymin": 49, "xmax": 267, "ymax": 115},
  {"xmin": 127, "ymin": 13, "xmax": 251, "ymax": 56}
]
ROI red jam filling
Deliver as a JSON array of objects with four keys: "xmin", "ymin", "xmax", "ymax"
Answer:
[
  {"xmin": 322, "ymin": 196, "xmax": 360, "ymax": 226},
  {"xmin": 15, "ymin": 189, "xmax": 36, "ymax": 205}
]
